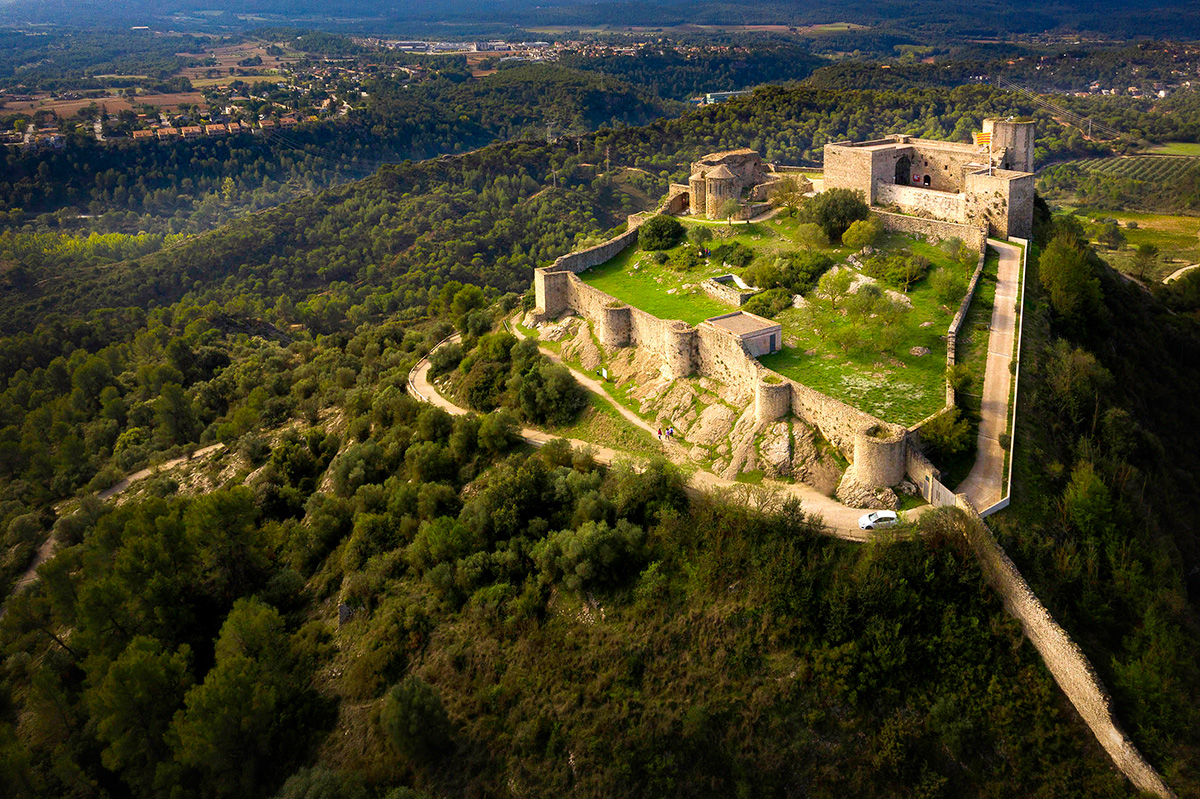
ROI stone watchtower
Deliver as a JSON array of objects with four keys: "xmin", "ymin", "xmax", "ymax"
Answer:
[
  {"xmin": 704, "ymin": 164, "xmax": 738, "ymax": 218},
  {"xmin": 689, "ymin": 171, "xmax": 708, "ymax": 215},
  {"xmin": 983, "ymin": 117, "xmax": 1035, "ymax": 173}
]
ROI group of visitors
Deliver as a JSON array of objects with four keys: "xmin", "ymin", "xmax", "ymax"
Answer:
[{"xmin": 657, "ymin": 426, "xmax": 675, "ymax": 442}]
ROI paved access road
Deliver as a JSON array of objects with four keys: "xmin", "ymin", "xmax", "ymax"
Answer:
[{"xmin": 958, "ymin": 240, "xmax": 1022, "ymax": 510}]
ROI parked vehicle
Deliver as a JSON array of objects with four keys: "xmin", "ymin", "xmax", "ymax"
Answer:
[{"xmin": 859, "ymin": 510, "xmax": 899, "ymax": 530}]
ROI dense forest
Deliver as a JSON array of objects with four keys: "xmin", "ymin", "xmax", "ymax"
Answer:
[
  {"xmin": 3, "ymin": 30, "xmax": 1200, "ymax": 799},
  {"xmin": 559, "ymin": 43, "xmax": 824, "ymax": 100}
]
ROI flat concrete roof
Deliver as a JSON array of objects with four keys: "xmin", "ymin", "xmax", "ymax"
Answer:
[{"xmin": 705, "ymin": 310, "xmax": 781, "ymax": 336}]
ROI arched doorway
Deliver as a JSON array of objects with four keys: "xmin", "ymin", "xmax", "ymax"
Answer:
[
  {"xmin": 894, "ymin": 156, "xmax": 911, "ymax": 185},
  {"xmin": 922, "ymin": 174, "xmax": 931, "ymax": 187}
]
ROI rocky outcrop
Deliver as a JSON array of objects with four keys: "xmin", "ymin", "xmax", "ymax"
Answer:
[
  {"xmin": 562, "ymin": 321, "xmax": 603, "ymax": 371},
  {"xmin": 835, "ymin": 468, "xmax": 900, "ymax": 510}
]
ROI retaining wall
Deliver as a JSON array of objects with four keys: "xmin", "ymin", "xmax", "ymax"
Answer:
[
  {"xmin": 876, "ymin": 182, "xmax": 967, "ymax": 222},
  {"xmin": 943, "ymin": 246, "xmax": 989, "ymax": 405},
  {"xmin": 873, "ymin": 210, "xmax": 987, "ymax": 251},
  {"xmin": 956, "ymin": 497, "xmax": 1176, "ymax": 799}
]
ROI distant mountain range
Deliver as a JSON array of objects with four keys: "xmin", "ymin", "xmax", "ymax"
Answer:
[{"xmin": 0, "ymin": 0, "xmax": 1198, "ymax": 38}]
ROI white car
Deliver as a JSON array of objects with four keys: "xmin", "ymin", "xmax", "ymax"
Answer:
[{"xmin": 859, "ymin": 510, "xmax": 899, "ymax": 530}]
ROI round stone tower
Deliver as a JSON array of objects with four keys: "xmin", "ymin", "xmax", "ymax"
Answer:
[
  {"xmin": 705, "ymin": 164, "xmax": 738, "ymax": 219},
  {"xmin": 983, "ymin": 117, "xmax": 1035, "ymax": 173},
  {"xmin": 599, "ymin": 304, "xmax": 632, "ymax": 349},
  {"xmin": 852, "ymin": 424, "xmax": 907, "ymax": 488},
  {"xmin": 688, "ymin": 172, "xmax": 707, "ymax": 216},
  {"xmin": 755, "ymin": 376, "xmax": 791, "ymax": 424},
  {"xmin": 664, "ymin": 321, "xmax": 696, "ymax": 379}
]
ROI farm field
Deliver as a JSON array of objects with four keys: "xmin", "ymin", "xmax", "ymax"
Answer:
[
  {"xmin": 0, "ymin": 94, "xmax": 134, "ymax": 116},
  {"xmin": 1066, "ymin": 207, "xmax": 1200, "ymax": 281},
  {"xmin": 1051, "ymin": 154, "xmax": 1200, "ymax": 182},
  {"xmin": 762, "ymin": 238, "xmax": 974, "ymax": 426},
  {"xmin": 192, "ymin": 74, "xmax": 283, "ymax": 88},
  {"xmin": 1147, "ymin": 142, "xmax": 1200, "ymax": 156}
]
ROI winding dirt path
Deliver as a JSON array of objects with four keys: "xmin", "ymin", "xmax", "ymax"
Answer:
[
  {"xmin": 408, "ymin": 333, "xmax": 915, "ymax": 540},
  {"xmin": 1162, "ymin": 262, "xmax": 1198, "ymax": 284},
  {"xmin": 4, "ymin": 443, "xmax": 228, "ymax": 608}
]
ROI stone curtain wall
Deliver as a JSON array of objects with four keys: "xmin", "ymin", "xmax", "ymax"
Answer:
[
  {"xmin": 875, "ymin": 182, "xmax": 968, "ymax": 223},
  {"xmin": 550, "ymin": 227, "xmax": 641, "ymax": 275},
  {"xmin": 872, "ymin": 210, "xmax": 988, "ymax": 251},
  {"xmin": 787, "ymin": 377, "xmax": 899, "ymax": 460},
  {"xmin": 944, "ymin": 246, "xmax": 989, "ymax": 405},
  {"xmin": 956, "ymin": 497, "xmax": 1177, "ymax": 799}
]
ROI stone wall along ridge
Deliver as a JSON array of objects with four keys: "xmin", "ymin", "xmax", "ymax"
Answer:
[{"xmin": 956, "ymin": 496, "xmax": 1176, "ymax": 799}]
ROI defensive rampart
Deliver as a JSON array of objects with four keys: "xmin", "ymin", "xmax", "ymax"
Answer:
[
  {"xmin": 956, "ymin": 497, "xmax": 1176, "ymax": 799},
  {"xmin": 872, "ymin": 210, "xmax": 987, "ymax": 251}
]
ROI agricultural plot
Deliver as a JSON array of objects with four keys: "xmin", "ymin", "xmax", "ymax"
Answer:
[
  {"xmin": 1147, "ymin": 142, "xmax": 1200, "ymax": 156},
  {"xmin": 1063, "ymin": 155, "xmax": 1200, "ymax": 182},
  {"xmin": 1070, "ymin": 208, "xmax": 1200, "ymax": 282}
]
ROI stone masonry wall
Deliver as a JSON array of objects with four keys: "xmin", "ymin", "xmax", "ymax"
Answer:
[
  {"xmin": 957, "ymin": 497, "xmax": 1176, "ymax": 799},
  {"xmin": 873, "ymin": 210, "xmax": 988, "ymax": 251},
  {"xmin": 875, "ymin": 182, "xmax": 967, "ymax": 222},
  {"xmin": 944, "ymin": 246, "xmax": 989, "ymax": 405},
  {"xmin": 702, "ymin": 277, "xmax": 755, "ymax": 306}
]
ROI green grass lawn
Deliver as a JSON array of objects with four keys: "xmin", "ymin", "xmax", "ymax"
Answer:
[
  {"xmin": 760, "ymin": 238, "xmax": 976, "ymax": 427},
  {"xmin": 578, "ymin": 246, "xmax": 731, "ymax": 325},
  {"xmin": 1147, "ymin": 142, "xmax": 1200, "ymax": 156},
  {"xmin": 579, "ymin": 217, "xmax": 852, "ymax": 324}
]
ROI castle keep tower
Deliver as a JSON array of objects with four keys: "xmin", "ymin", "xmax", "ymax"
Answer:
[{"xmin": 983, "ymin": 117, "xmax": 1035, "ymax": 173}]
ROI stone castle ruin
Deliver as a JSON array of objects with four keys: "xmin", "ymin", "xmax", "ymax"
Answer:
[
  {"xmin": 824, "ymin": 117, "xmax": 1035, "ymax": 239},
  {"xmin": 533, "ymin": 122, "xmax": 1025, "ymax": 500}
]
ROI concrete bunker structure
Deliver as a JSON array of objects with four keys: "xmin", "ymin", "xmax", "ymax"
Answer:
[{"xmin": 823, "ymin": 118, "xmax": 1035, "ymax": 239}]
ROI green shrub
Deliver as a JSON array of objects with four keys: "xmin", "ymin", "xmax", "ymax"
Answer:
[
  {"xmin": 380, "ymin": 676, "xmax": 453, "ymax": 766},
  {"xmin": 931, "ymin": 267, "xmax": 968, "ymax": 306},
  {"xmin": 920, "ymin": 408, "xmax": 972, "ymax": 461},
  {"xmin": 533, "ymin": 519, "xmax": 647, "ymax": 592},
  {"xmin": 743, "ymin": 288, "xmax": 793, "ymax": 318},
  {"xmin": 428, "ymin": 343, "xmax": 463, "ymax": 377},
  {"xmin": 638, "ymin": 215, "xmax": 684, "ymax": 250},
  {"xmin": 712, "ymin": 241, "xmax": 755, "ymax": 268},
  {"xmin": 841, "ymin": 217, "xmax": 881, "ymax": 249}
]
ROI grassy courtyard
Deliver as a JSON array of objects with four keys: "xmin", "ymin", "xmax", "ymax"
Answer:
[
  {"xmin": 577, "ymin": 213, "xmax": 980, "ymax": 427},
  {"xmin": 579, "ymin": 216, "xmax": 853, "ymax": 324},
  {"xmin": 760, "ymin": 238, "xmax": 979, "ymax": 426}
]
